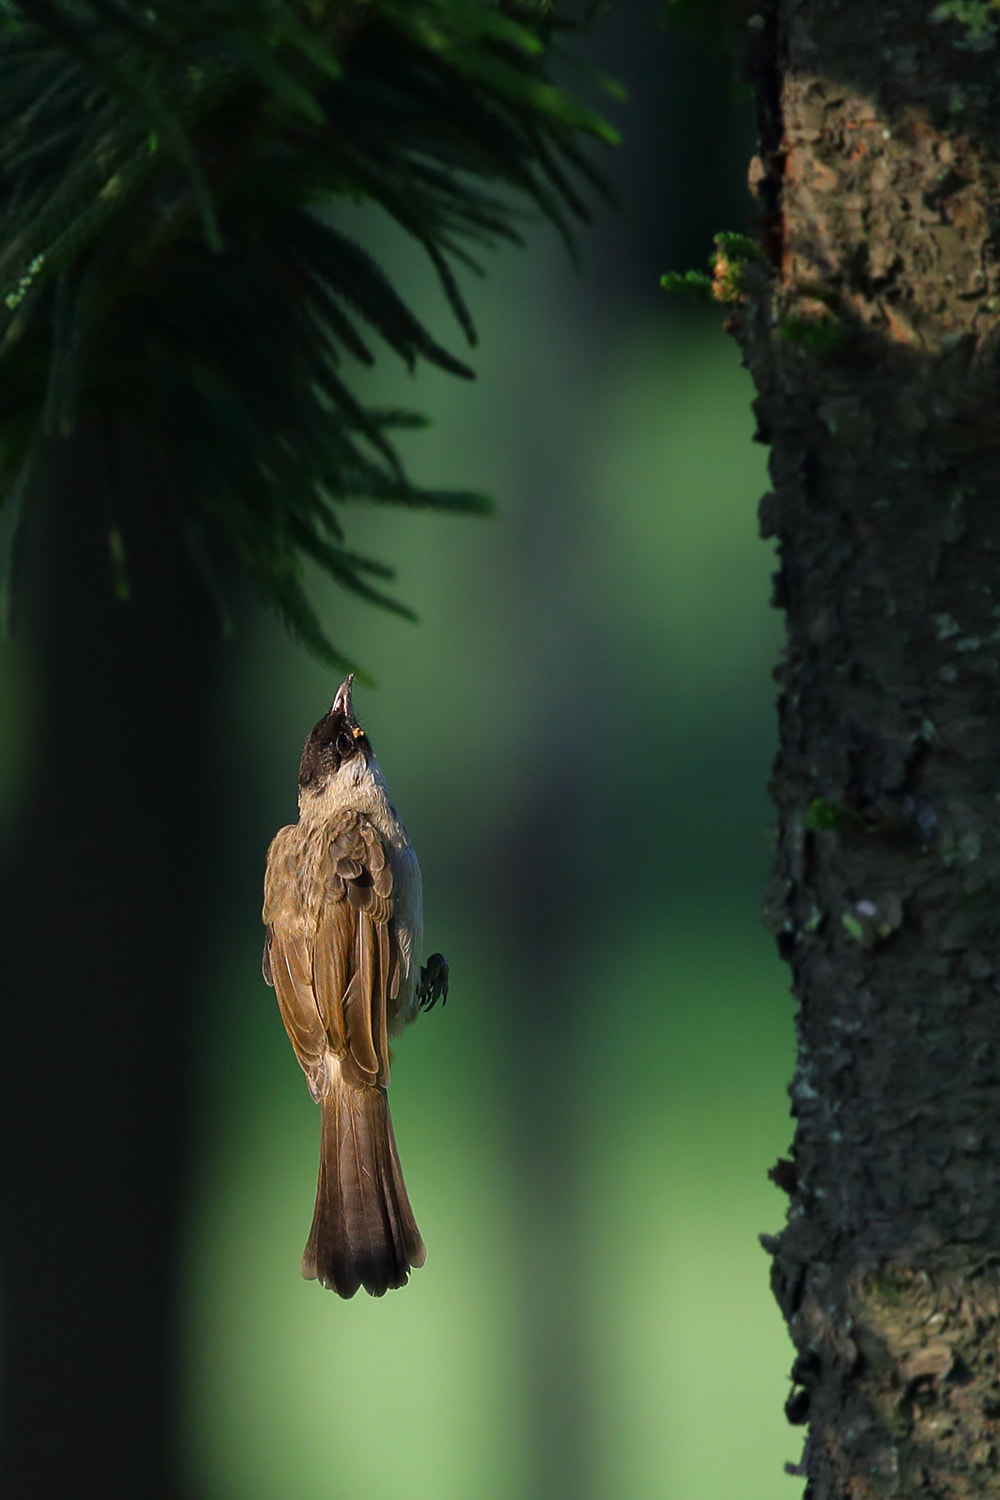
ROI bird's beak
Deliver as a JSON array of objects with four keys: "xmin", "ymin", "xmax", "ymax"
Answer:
[{"xmin": 331, "ymin": 674, "xmax": 354, "ymax": 718}]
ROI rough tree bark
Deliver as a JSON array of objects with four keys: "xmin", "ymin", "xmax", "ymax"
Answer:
[{"xmin": 737, "ymin": 1, "xmax": 1000, "ymax": 1493}]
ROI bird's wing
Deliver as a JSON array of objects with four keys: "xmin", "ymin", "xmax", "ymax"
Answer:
[
  {"xmin": 312, "ymin": 809, "xmax": 399, "ymax": 1090},
  {"xmin": 263, "ymin": 823, "xmax": 332, "ymax": 1099},
  {"xmin": 263, "ymin": 813, "xmax": 399, "ymax": 1096}
]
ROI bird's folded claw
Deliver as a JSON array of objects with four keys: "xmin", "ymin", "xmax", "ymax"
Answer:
[{"xmin": 418, "ymin": 952, "xmax": 449, "ymax": 1012}]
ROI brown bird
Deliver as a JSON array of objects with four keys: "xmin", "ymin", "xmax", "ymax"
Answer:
[{"xmin": 262, "ymin": 675, "xmax": 448, "ymax": 1297}]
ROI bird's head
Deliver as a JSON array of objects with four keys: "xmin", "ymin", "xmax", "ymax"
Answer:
[{"xmin": 298, "ymin": 675, "xmax": 372, "ymax": 794}]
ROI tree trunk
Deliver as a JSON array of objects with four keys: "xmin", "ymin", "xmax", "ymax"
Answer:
[
  {"xmin": 0, "ymin": 427, "xmax": 217, "ymax": 1499},
  {"xmin": 738, "ymin": 3, "xmax": 1000, "ymax": 1494}
]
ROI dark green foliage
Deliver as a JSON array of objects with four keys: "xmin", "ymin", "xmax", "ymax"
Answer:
[
  {"xmin": 661, "ymin": 231, "xmax": 764, "ymax": 305},
  {"xmin": 0, "ymin": 0, "xmax": 613, "ymax": 666},
  {"xmin": 659, "ymin": 268, "xmax": 714, "ymax": 300},
  {"xmin": 929, "ymin": 0, "xmax": 999, "ymax": 46},
  {"xmin": 713, "ymin": 231, "xmax": 763, "ymax": 265},
  {"xmin": 777, "ymin": 315, "xmax": 851, "ymax": 353},
  {"xmin": 805, "ymin": 797, "xmax": 859, "ymax": 833}
]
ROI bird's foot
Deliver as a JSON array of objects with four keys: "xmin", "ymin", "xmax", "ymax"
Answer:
[{"xmin": 418, "ymin": 952, "xmax": 449, "ymax": 1011}]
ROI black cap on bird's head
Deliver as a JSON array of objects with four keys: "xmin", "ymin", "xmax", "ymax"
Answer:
[{"xmin": 298, "ymin": 674, "xmax": 371, "ymax": 790}]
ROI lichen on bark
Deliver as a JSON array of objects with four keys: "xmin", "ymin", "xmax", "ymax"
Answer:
[{"xmin": 735, "ymin": 1, "xmax": 1000, "ymax": 1494}]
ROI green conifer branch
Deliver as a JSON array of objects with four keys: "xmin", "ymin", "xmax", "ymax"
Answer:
[{"xmin": 0, "ymin": 0, "xmax": 613, "ymax": 663}]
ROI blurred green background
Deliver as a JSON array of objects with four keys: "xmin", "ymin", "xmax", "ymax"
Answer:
[{"xmin": 0, "ymin": 6, "xmax": 801, "ymax": 1498}]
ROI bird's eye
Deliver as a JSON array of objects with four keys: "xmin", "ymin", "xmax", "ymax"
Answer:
[{"xmin": 336, "ymin": 731, "xmax": 354, "ymax": 756}]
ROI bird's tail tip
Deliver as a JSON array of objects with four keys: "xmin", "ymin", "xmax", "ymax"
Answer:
[{"xmin": 302, "ymin": 1074, "xmax": 424, "ymax": 1298}]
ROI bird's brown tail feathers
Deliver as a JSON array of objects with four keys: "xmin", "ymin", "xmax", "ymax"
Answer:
[{"xmin": 302, "ymin": 1073, "xmax": 425, "ymax": 1297}]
